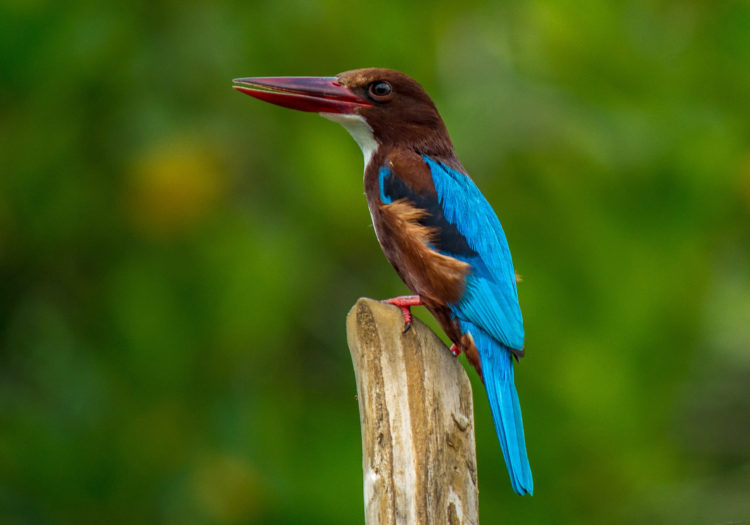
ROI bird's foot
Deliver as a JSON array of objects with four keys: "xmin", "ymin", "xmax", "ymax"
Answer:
[
  {"xmin": 449, "ymin": 344, "xmax": 462, "ymax": 357},
  {"xmin": 382, "ymin": 295, "xmax": 423, "ymax": 333}
]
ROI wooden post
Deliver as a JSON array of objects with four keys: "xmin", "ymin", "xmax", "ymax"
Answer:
[{"xmin": 346, "ymin": 298, "xmax": 479, "ymax": 525}]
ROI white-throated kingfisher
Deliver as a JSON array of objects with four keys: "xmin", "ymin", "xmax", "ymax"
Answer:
[{"xmin": 233, "ymin": 68, "xmax": 533, "ymax": 495}]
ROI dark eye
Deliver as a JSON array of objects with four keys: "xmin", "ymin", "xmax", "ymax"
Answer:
[{"xmin": 368, "ymin": 81, "xmax": 392, "ymax": 101}]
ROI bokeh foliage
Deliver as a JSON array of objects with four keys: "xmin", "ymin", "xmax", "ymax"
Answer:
[{"xmin": 2, "ymin": 0, "xmax": 750, "ymax": 523}]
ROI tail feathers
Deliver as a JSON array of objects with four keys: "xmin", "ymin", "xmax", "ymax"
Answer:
[{"xmin": 469, "ymin": 323, "xmax": 533, "ymax": 495}]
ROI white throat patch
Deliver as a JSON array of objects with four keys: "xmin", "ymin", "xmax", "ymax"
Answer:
[{"xmin": 320, "ymin": 113, "xmax": 378, "ymax": 169}]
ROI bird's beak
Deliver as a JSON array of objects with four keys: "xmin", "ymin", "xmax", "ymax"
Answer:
[{"xmin": 232, "ymin": 76, "xmax": 373, "ymax": 114}]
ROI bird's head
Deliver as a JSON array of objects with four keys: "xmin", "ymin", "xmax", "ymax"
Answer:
[{"xmin": 233, "ymin": 68, "xmax": 454, "ymax": 164}]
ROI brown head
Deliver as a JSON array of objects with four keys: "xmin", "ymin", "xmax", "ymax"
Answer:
[{"xmin": 233, "ymin": 68, "xmax": 455, "ymax": 163}]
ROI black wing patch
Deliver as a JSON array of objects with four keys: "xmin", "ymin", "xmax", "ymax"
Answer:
[{"xmin": 380, "ymin": 167, "xmax": 477, "ymax": 258}]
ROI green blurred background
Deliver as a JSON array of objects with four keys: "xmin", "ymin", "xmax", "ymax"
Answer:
[{"xmin": 2, "ymin": 0, "xmax": 750, "ymax": 523}]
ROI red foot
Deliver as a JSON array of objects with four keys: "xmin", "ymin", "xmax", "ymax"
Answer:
[
  {"xmin": 382, "ymin": 295, "xmax": 423, "ymax": 333},
  {"xmin": 449, "ymin": 344, "xmax": 462, "ymax": 357}
]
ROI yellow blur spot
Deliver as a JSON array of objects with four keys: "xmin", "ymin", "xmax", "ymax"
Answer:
[
  {"xmin": 191, "ymin": 453, "xmax": 265, "ymax": 523},
  {"xmin": 127, "ymin": 138, "xmax": 225, "ymax": 237}
]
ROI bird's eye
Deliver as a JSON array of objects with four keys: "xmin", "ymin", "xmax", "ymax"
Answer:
[{"xmin": 368, "ymin": 81, "xmax": 393, "ymax": 101}]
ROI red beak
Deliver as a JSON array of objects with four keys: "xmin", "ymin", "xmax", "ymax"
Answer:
[{"xmin": 232, "ymin": 76, "xmax": 373, "ymax": 114}]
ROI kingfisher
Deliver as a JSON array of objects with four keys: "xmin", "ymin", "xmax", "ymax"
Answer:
[{"xmin": 233, "ymin": 68, "xmax": 533, "ymax": 495}]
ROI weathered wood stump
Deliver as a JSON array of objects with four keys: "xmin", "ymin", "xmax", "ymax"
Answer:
[{"xmin": 346, "ymin": 298, "xmax": 479, "ymax": 525}]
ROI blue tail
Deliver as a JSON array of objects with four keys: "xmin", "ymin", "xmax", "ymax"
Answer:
[{"xmin": 465, "ymin": 322, "xmax": 533, "ymax": 495}]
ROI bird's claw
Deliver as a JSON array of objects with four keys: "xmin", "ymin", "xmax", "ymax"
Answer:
[
  {"xmin": 449, "ymin": 344, "xmax": 462, "ymax": 357},
  {"xmin": 382, "ymin": 295, "xmax": 423, "ymax": 334}
]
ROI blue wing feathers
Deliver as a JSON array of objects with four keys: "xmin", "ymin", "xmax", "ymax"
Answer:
[
  {"xmin": 422, "ymin": 155, "xmax": 524, "ymax": 349},
  {"xmin": 423, "ymin": 156, "xmax": 516, "ymax": 282}
]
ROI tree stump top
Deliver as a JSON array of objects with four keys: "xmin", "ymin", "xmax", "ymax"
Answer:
[{"xmin": 347, "ymin": 298, "xmax": 479, "ymax": 525}]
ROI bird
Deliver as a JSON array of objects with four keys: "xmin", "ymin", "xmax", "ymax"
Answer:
[{"xmin": 233, "ymin": 68, "xmax": 533, "ymax": 495}]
